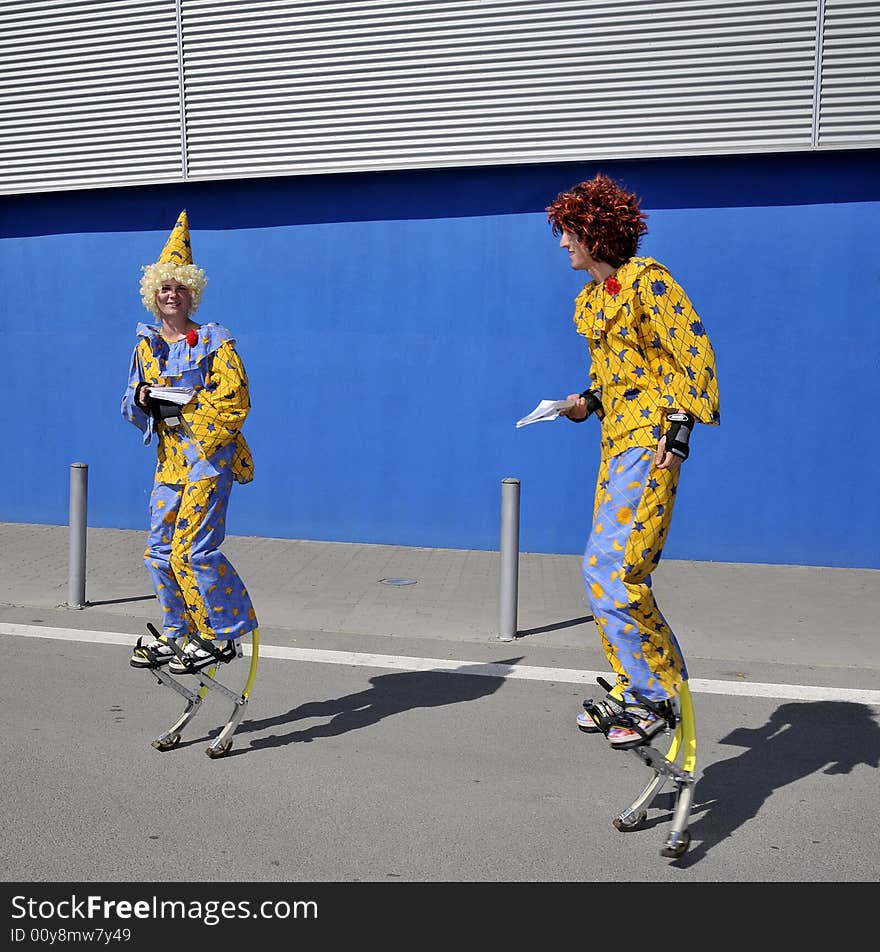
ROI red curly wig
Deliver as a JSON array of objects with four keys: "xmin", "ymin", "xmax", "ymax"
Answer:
[{"xmin": 546, "ymin": 173, "xmax": 648, "ymax": 267}]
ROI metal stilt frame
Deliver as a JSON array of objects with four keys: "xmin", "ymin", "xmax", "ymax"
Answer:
[
  {"xmin": 134, "ymin": 624, "xmax": 260, "ymax": 759},
  {"xmin": 610, "ymin": 682, "xmax": 697, "ymax": 858}
]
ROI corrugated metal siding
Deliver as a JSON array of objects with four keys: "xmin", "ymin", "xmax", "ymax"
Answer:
[
  {"xmin": 0, "ymin": 0, "xmax": 182, "ymax": 194},
  {"xmin": 818, "ymin": 0, "xmax": 880, "ymax": 146},
  {"xmin": 1, "ymin": 1, "xmax": 876, "ymax": 195},
  {"xmin": 181, "ymin": 0, "xmax": 820, "ymax": 180}
]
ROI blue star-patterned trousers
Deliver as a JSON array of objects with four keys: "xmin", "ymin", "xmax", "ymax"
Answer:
[
  {"xmin": 144, "ymin": 470, "xmax": 257, "ymax": 641},
  {"xmin": 582, "ymin": 446, "xmax": 688, "ymax": 704}
]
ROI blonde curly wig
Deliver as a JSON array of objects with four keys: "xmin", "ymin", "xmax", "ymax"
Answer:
[{"xmin": 139, "ymin": 261, "xmax": 208, "ymax": 318}]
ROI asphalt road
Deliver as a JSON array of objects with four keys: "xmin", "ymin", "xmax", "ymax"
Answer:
[{"xmin": 3, "ymin": 625, "xmax": 877, "ymax": 885}]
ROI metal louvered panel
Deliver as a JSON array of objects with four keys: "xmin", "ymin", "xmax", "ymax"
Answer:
[
  {"xmin": 818, "ymin": 0, "xmax": 880, "ymax": 147},
  {"xmin": 181, "ymin": 0, "xmax": 819, "ymax": 181},
  {"xmin": 0, "ymin": 0, "xmax": 183, "ymax": 194},
  {"xmin": 3, "ymin": 1, "xmax": 875, "ymax": 196}
]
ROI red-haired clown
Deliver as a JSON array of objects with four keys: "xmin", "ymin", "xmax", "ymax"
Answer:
[{"xmin": 546, "ymin": 174, "xmax": 720, "ymax": 748}]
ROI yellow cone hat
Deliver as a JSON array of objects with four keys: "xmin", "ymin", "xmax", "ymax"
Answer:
[
  {"xmin": 139, "ymin": 209, "xmax": 207, "ymax": 317},
  {"xmin": 157, "ymin": 209, "xmax": 193, "ymax": 265}
]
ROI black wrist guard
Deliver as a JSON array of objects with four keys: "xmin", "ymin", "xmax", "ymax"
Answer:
[
  {"xmin": 571, "ymin": 388, "xmax": 605, "ymax": 422},
  {"xmin": 151, "ymin": 399, "xmax": 182, "ymax": 427},
  {"xmin": 134, "ymin": 382, "xmax": 152, "ymax": 410},
  {"xmin": 664, "ymin": 411, "xmax": 695, "ymax": 460}
]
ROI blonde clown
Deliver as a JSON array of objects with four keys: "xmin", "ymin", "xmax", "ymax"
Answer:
[
  {"xmin": 138, "ymin": 211, "xmax": 207, "ymax": 317},
  {"xmin": 122, "ymin": 210, "xmax": 258, "ymax": 675}
]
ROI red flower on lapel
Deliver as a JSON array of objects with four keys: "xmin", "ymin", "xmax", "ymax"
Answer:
[
  {"xmin": 185, "ymin": 328, "xmax": 198, "ymax": 347},
  {"xmin": 604, "ymin": 276, "xmax": 621, "ymax": 295}
]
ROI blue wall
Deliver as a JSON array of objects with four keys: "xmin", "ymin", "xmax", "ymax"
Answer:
[{"xmin": 2, "ymin": 152, "xmax": 878, "ymax": 568}]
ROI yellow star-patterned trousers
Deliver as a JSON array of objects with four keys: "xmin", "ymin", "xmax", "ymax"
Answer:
[
  {"xmin": 144, "ymin": 470, "xmax": 257, "ymax": 642},
  {"xmin": 582, "ymin": 446, "xmax": 688, "ymax": 704}
]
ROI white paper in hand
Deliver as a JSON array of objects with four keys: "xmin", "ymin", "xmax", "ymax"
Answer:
[
  {"xmin": 516, "ymin": 398, "xmax": 576, "ymax": 428},
  {"xmin": 147, "ymin": 386, "xmax": 196, "ymax": 406}
]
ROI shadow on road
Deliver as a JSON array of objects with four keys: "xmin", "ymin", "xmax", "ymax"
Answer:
[
  {"xmin": 234, "ymin": 657, "xmax": 524, "ymax": 751},
  {"xmin": 671, "ymin": 700, "xmax": 880, "ymax": 867},
  {"xmin": 516, "ymin": 615, "xmax": 593, "ymax": 637},
  {"xmin": 88, "ymin": 594, "xmax": 156, "ymax": 607}
]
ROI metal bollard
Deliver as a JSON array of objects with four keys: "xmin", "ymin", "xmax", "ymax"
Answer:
[
  {"xmin": 67, "ymin": 462, "xmax": 88, "ymax": 610},
  {"xmin": 498, "ymin": 477, "xmax": 520, "ymax": 642}
]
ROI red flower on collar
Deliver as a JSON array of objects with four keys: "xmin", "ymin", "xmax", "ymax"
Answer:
[
  {"xmin": 604, "ymin": 276, "xmax": 621, "ymax": 295},
  {"xmin": 185, "ymin": 328, "xmax": 198, "ymax": 347}
]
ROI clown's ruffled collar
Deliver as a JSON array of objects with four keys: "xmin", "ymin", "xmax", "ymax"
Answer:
[
  {"xmin": 135, "ymin": 321, "xmax": 235, "ymax": 376},
  {"xmin": 136, "ymin": 323, "xmax": 234, "ymax": 363},
  {"xmin": 573, "ymin": 256, "xmax": 669, "ymax": 340}
]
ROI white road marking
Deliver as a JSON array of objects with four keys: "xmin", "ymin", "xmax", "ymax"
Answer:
[{"xmin": 2, "ymin": 621, "xmax": 879, "ymax": 705}]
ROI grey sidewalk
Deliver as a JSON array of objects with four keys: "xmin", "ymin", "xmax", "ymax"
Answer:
[{"xmin": 1, "ymin": 521, "xmax": 879, "ymax": 690}]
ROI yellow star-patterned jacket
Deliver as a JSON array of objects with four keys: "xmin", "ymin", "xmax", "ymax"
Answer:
[
  {"xmin": 122, "ymin": 322, "xmax": 254, "ymax": 485},
  {"xmin": 573, "ymin": 257, "xmax": 720, "ymax": 455}
]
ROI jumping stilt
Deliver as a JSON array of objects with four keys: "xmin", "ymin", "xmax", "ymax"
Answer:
[
  {"xmin": 581, "ymin": 677, "xmax": 697, "ymax": 859},
  {"xmin": 133, "ymin": 622, "xmax": 260, "ymax": 758}
]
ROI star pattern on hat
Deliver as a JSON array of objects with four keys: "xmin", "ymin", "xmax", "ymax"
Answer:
[{"xmin": 158, "ymin": 210, "xmax": 193, "ymax": 265}]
